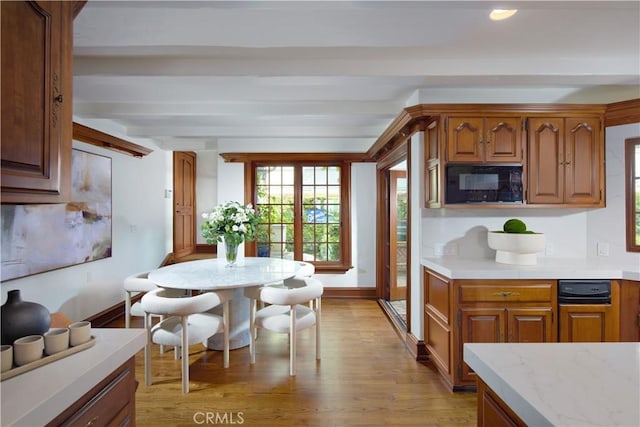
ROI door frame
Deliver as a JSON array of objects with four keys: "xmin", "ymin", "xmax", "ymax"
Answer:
[{"xmin": 376, "ymin": 141, "xmax": 411, "ymax": 330}]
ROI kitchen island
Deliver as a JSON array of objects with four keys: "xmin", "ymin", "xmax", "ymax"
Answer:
[
  {"xmin": 464, "ymin": 342, "xmax": 640, "ymax": 427},
  {"xmin": 1, "ymin": 328, "xmax": 145, "ymax": 426}
]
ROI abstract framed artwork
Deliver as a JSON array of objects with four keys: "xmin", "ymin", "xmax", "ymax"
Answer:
[{"xmin": 1, "ymin": 149, "xmax": 112, "ymax": 281}]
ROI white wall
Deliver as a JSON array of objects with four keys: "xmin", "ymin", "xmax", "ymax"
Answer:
[
  {"xmin": 1, "ymin": 121, "xmax": 171, "ymax": 322},
  {"xmin": 195, "ymin": 150, "xmax": 218, "ymax": 244},
  {"xmin": 587, "ymin": 123, "xmax": 640, "ymax": 266}
]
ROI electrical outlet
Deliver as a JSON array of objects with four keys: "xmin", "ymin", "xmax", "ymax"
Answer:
[
  {"xmin": 597, "ymin": 242, "xmax": 610, "ymax": 257},
  {"xmin": 545, "ymin": 243, "xmax": 554, "ymax": 256},
  {"xmin": 433, "ymin": 243, "xmax": 444, "ymax": 257},
  {"xmin": 443, "ymin": 243, "xmax": 458, "ymax": 256}
]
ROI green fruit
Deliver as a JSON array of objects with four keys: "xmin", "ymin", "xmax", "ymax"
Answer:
[{"xmin": 503, "ymin": 218, "xmax": 527, "ymax": 233}]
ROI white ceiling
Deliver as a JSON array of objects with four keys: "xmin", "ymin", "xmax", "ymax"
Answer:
[{"xmin": 72, "ymin": 1, "xmax": 640, "ymax": 153}]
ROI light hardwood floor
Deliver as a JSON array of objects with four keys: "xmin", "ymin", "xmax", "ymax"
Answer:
[{"xmin": 118, "ymin": 299, "xmax": 476, "ymax": 427}]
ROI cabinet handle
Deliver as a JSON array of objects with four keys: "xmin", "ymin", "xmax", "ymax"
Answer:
[
  {"xmin": 86, "ymin": 416, "xmax": 99, "ymax": 427},
  {"xmin": 492, "ymin": 291, "xmax": 520, "ymax": 298}
]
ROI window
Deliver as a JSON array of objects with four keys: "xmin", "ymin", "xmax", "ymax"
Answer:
[
  {"xmin": 626, "ymin": 137, "xmax": 640, "ymax": 252},
  {"xmin": 242, "ymin": 158, "xmax": 353, "ymax": 273}
]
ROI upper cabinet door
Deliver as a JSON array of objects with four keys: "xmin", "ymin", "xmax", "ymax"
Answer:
[
  {"xmin": 563, "ymin": 117, "xmax": 603, "ymax": 205},
  {"xmin": 527, "ymin": 117, "xmax": 564, "ymax": 204},
  {"xmin": 1, "ymin": 1, "xmax": 73, "ymax": 203},
  {"xmin": 484, "ymin": 117, "xmax": 522, "ymax": 163},
  {"xmin": 447, "ymin": 117, "xmax": 484, "ymax": 162},
  {"xmin": 447, "ymin": 116, "xmax": 522, "ymax": 163}
]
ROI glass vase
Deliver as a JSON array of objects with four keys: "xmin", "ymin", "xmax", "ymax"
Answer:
[{"xmin": 224, "ymin": 239, "xmax": 239, "ymax": 267}]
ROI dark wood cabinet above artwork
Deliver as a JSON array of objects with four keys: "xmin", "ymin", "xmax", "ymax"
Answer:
[{"xmin": 1, "ymin": 1, "xmax": 85, "ymax": 204}]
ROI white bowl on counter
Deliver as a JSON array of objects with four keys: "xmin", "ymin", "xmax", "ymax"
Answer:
[{"xmin": 487, "ymin": 231, "xmax": 546, "ymax": 265}]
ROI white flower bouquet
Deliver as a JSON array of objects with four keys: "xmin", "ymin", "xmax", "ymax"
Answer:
[{"xmin": 201, "ymin": 201, "xmax": 259, "ymax": 246}]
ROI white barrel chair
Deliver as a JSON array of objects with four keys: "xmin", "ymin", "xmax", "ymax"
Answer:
[
  {"xmin": 123, "ymin": 271, "xmax": 158, "ymax": 328},
  {"xmin": 141, "ymin": 287, "xmax": 235, "ymax": 393},
  {"xmin": 245, "ymin": 277, "xmax": 323, "ymax": 376}
]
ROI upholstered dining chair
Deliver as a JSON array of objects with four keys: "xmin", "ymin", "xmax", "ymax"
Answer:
[
  {"xmin": 244, "ymin": 277, "xmax": 323, "ymax": 376},
  {"xmin": 141, "ymin": 287, "xmax": 235, "ymax": 393},
  {"xmin": 257, "ymin": 261, "xmax": 315, "ymax": 309},
  {"xmin": 123, "ymin": 271, "xmax": 158, "ymax": 328}
]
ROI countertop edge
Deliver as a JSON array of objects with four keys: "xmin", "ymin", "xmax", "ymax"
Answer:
[
  {"xmin": 1, "ymin": 328, "xmax": 146, "ymax": 427},
  {"xmin": 422, "ymin": 257, "xmax": 640, "ymax": 280},
  {"xmin": 463, "ymin": 344, "xmax": 553, "ymax": 427}
]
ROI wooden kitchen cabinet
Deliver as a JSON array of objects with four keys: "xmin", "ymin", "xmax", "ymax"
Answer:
[
  {"xmin": 477, "ymin": 377, "xmax": 526, "ymax": 427},
  {"xmin": 527, "ymin": 116, "xmax": 604, "ymax": 206},
  {"xmin": 423, "ymin": 271, "xmax": 557, "ymax": 390},
  {"xmin": 446, "ymin": 116, "xmax": 522, "ymax": 163},
  {"xmin": 558, "ymin": 280, "xmax": 619, "ymax": 342},
  {"xmin": 423, "ymin": 269, "xmax": 453, "ymax": 386},
  {"xmin": 1, "ymin": 1, "xmax": 83, "ymax": 204},
  {"xmin": 46, "ymin": 357, "xmax": 136, "ymax": 427},
  {"xmin": 454, "ymin": 279, "xmax": 556, "ymax": 388},
  {"xmin": 423, "ymin": 118, "xmax": 442, "ymax": 208},
  {"xmin": 620, "ymin": 280, "xmax": 640, "ymax": 342}
]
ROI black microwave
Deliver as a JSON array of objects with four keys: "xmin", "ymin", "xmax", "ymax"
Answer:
[{"xmin": 445, "ymin": 164, "xmax": 523, "ymax": 204}]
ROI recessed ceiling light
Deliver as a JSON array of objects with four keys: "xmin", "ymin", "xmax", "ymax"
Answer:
[{"xmin": 490, "ymin": 9, "xmax": 518, "ymax": 21}]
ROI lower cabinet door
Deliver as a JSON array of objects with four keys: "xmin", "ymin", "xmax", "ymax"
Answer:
[
  {"xmin": 507, "ymin": 308, "xmax": 554, "ymax": 343},
  {"xmin": 459, "ymin": 308, "xmax": 505, "ymax": 383},
  {"xmin": 559, "ymin": 304, "xmax": 615, "ymax": 342},
  {"xmin": 477, "ymin": 378, "xmax": 527, "ymax": 427}
]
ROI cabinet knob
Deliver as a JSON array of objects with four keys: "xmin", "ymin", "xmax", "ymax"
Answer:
[{"xmin": 54, "ymin": 94, "xmax": 63, "ymax": 103}]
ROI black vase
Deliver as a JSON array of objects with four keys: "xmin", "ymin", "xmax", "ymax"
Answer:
[{"xmin": 1, "ymin": 290, "xmax": 51, "ymax": 345}]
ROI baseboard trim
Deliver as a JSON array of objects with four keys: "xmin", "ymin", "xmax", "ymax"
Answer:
[
  {"xmin": 323, "ymin": 287, "xmax": 376, "ymax": 299},
  {"xmin": 406, "ymin": 333, "xmax": 429, "ymax": 361}
]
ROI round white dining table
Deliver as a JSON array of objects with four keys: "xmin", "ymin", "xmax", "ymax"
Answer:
[{"xmin": 148, "ymin": 257, "xmax": 301, "ymax": 350}]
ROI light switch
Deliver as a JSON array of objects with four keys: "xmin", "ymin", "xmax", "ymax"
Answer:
[{"xmin": 597, "ymin": 242, "xmax": 610, "ymax": 257}]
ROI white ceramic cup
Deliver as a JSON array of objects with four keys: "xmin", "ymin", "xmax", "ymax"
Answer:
[
  {"xmin": 13, "ymin": 335, "xmax": 44, "ymax": 366},
  {"xmin": 1, "ymin": 345, "xmax": 13, "ymax": 372},
  {"xmin": 44, "ymin": 328, "xmax": 70, "ymax": 355},
  {"xmin": 69, "ymin": 321, "xmax": 91, "ymax": 346}
]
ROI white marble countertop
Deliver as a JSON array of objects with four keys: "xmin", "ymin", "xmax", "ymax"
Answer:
[
  {"xmin": 422, "ymin": 257, "xmax": 640, "ymax": 280},
  {"xmin": 464, "ymin": 342, "xmax": 640, "ymax": 427},
  {"xmin": 1, "ymin": 328, "xmax": 146, "ymax": 427}
]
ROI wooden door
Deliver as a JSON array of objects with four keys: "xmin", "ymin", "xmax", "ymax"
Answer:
[
  {"xmin": 563, "ymin": 117, "xmax": 602, "ymax": 205},
  {"xmin": 507, "ymin": 308, "xmax": 554, "ymax": 343},
  {"xmin": 559, "ymin": 305, "xmax": 614, "ymax": 342},
  {"xmin": 447, "ymin": 117, "xmax": 484, "ymax": 162},
  {"xmin": 173, "ymin": 151, "xmax": 196, "ymax": 259},
  {"xmin": 484, "ymin": 117, "xmax": 522, "ymax": 163},
  {"xmin": 527, "ymin": 117, "xmax": 564, "ymax": 204},
  {"xmin": 1, "ymin": 1, "xmax": 72, "ymax": 203},
  {"xmin": 459, "ymin": 308, "xmax": 505, "ymax": 382},
  {"xmin": 389, "ymin": 170, "xmax": 407, "ymax": 301}
]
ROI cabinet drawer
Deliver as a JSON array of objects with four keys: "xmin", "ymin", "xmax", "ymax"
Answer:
[{"xmin": 459, "ymin": 284, "xmax": 553, "ymax": 303}]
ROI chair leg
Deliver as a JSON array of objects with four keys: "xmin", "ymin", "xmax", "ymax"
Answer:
[
  {"xmin": 316, "ymin": 297, "xmax": 321, "ymax": 360},
  {"xmin": 249, "ymin": 298, "xmax": 256, "ymax": 365},
  {"xmin": 290, "ymin": 304, "xmax": 296, "ymax": 376},
  {"xmin": 125, "ymin": 292, "xmax": 132, "ymax": 329},
  {"xmin": 181, "ymin": 316, "xmax": 189, "ymax": 394},
  {"xmin": 223, "ymin": 300, "xmax": 229, "ymax": 368},
  {"xmin": 144, "ymin": 312, "xmax": 152, "ymax": 386}
]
